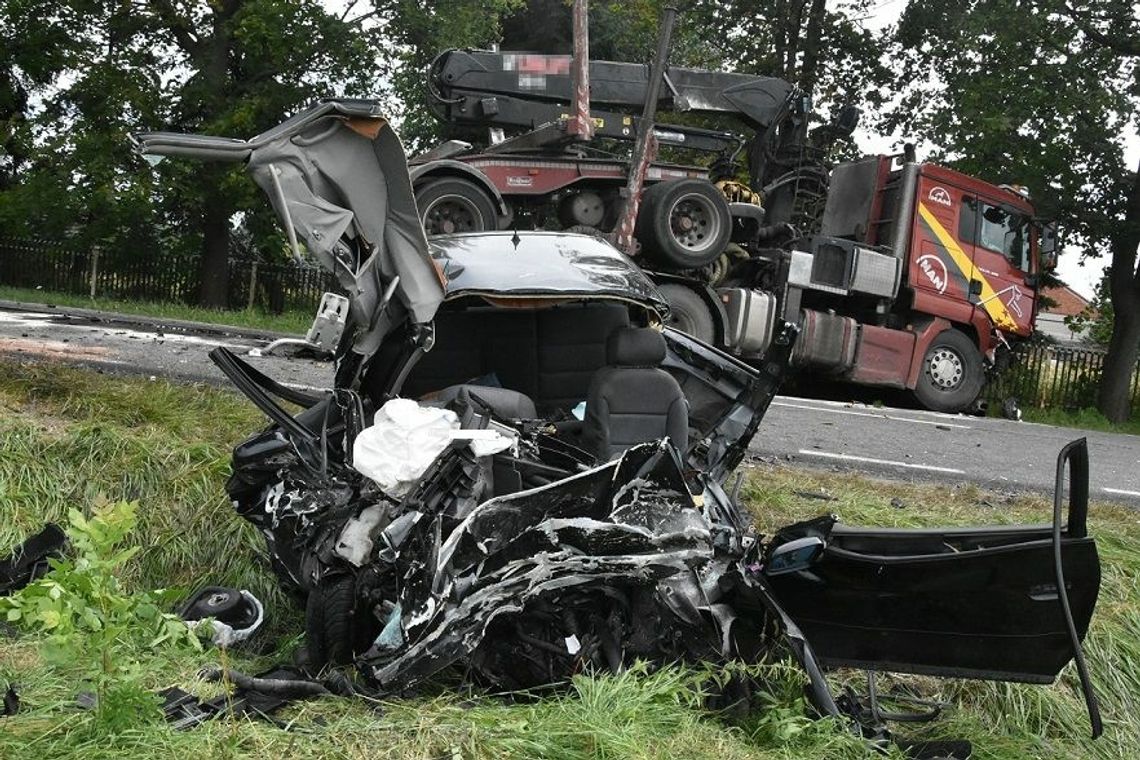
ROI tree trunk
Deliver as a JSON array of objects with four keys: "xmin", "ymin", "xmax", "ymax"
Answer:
[
  {"xmin": 192, "ymin": 2, "xmax": 239, "ymax": 309},
  {"xmin": 1096, "ymin": 159, "xmax": 1140, "ymax": 423},
  {"xmin": 198, "ymin": 188, "xmax": 231, "ymax": 308},
  {"xmin": 798, "ymin": 0, "xmax": 828, "ymax": 93}
]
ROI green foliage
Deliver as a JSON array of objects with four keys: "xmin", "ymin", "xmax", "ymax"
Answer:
[
  {"xmin": 1018, "ymin": 405, "xmax": 1140, "ymax": 436},
  {"xmin": 1, "ymin": 0, "xmax": 387, "ymax": 305},
  {"xmin": 370, "ymin": 0, "xmax": 525, "ymax": 150},
  {"xmin": 0, "ymin": 500, "xmax": 199, "ymax": 659},
  {"xmin": 0, "ymin": 499, "xmax": 198, "ymax": 733},
  {"xmin": 0, "ymin": 284, "xmax": 315, "ymax": 335},
  {"xmin": 1066, "ymin": 273, "xmax": 1116, "ymax": 347},
  {"xmin": 885, "ymin": 0, "xmax": 1140, "ymax": 421},
  {"xmin": 884, "ymin": 0, "xmax": 1135, "ymax": 236}
]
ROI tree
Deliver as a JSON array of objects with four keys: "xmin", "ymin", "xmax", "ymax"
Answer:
[
  {"xmin": 686, "ymin": 0, "xmax": 889, "ymax": 112},
  {"xmin": 368, "ymin": 0, "xmax": 524, "ymax": 151},
  {"xmin": 2, "ymin": 0, "xmax": 381, "ymax": 307},
  {"xmin": 885, "ymin": 0, "xmax": 1139, "ymax": 421}
]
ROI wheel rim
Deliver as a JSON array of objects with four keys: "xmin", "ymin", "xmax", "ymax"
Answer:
[
  {"xmin": 926, "ymin": 347, "xmax": 965, "ymax": 390},
  {"xmin": 667, "ymin": 192, "xmax": 722, "ymax": 255},
  {"xmin": 423, "ymin": 195, "xmax": 485, "ymax": 235},
  {"xmin": 666, "ymin": 308, "xmax": 696, "ymax": 334}
]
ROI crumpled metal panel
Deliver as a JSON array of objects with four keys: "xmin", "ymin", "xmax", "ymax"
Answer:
[{"xmin": 361, "ymin": 441, "xmax": 766, "ymax": 691}]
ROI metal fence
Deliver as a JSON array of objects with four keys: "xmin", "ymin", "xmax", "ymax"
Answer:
[
  {"xmin": 0, "ymin": 237, "xmax": 337, "ymax": 314},
  {"xmin": 985, "ymin": 342, "xmax": 1140, "ymax": 412}
]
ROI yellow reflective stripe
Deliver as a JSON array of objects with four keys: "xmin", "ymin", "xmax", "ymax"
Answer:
[{"xmin": 917, "ymin": 202, "xmax": 1018, "ymax": 331}]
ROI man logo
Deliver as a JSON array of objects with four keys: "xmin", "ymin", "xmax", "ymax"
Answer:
[
  {"xmin": 928, "ymin": 186, "xmax": 952, "ymax": 206},
  {"xmin": 917, "ymin": 254, "xmax": 949, "ymax": 293}
]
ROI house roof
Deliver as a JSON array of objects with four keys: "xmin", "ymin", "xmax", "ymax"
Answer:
[{"xmin": 1041, "ymin": 284, "xmax": 1091, "ymax": 317}]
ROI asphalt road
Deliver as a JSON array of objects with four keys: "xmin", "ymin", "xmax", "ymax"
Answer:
[
  {"xmin": 0, "ymin": 305, "xmax": 335, "ymax": 390},
  {"xmin": 2, "ymin": 303, "xmax": 1137, "ymax": 504},
  {"xmin": 752, "ymin": 396, "xmax": 1140, "ymax": 504}
]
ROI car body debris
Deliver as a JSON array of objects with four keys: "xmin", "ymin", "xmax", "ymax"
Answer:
[
  {"xmin": 135, "ymin": 99, "xmax": 1105, "ymax": 744},
  {"xmin": 0, "ymin": 523, "xmax": 67, "ymax": 596}
]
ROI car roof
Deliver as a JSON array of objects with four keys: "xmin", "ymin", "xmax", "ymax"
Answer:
[{"xmin": 428, "ymin": 231, "xmax": 669, "ymax": 315}]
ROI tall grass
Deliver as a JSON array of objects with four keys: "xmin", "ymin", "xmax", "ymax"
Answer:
[
  {"xmin": 2, "ymin": 362, "xmax": 1138, "ymax": 758},
  {"xmin": 0, "ymin": 285, "xmax": 314, "ymax": 335}
]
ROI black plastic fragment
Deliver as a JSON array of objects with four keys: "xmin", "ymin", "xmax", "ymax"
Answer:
[
  {"xmin": 0, "ymin": 523, "xmax": 67, "ymax": 595},
  {"xmin": 2, "ymin": 683, "xmax": 18, "ymax": 716},
  {"xmin": 896, "ymin": 739, "xmax": 972, "ymax": 759},
  {"xmin": 159, "ymin": 666, "xmax": 332, "ymax": 730}
]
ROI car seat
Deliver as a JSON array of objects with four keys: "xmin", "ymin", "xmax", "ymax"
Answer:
[{"xmin": 583, "ymin": 327, "xmax": 688, "ymax": 460}]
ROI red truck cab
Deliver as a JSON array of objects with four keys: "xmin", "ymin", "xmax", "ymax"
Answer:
[
  {"xmin": 907, "ymin": 164, "xmax": 1040, "ymax": 342},
  {"xmin": 784, "ymin": 156, "xmax": 1052, "ymax": 412}
]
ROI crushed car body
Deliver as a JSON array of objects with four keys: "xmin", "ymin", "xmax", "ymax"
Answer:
[{"xmin": 135, "ymin": 100, "xmax": 1103, "ymax": 737}]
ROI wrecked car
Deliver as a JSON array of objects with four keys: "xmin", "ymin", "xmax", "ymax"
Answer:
[{"xmin": 135, "ymin": 100, "xmax": 1102, "ymax": 738}]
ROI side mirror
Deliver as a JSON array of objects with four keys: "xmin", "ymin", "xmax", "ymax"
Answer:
[
  {"xmin": 765, "ymin": 536, "xmax": 825, "ymax": 576},
  {"xmin": 1040, "ymin": 222, "xmax": 1059, "ymax": 271}
]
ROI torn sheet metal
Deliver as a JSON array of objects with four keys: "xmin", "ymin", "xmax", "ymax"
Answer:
[{"xmin": 135, "ymin": 99, "xmax": 444, "ymax": 380}]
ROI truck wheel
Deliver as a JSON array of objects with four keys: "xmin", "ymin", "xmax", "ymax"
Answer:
[
  {"xmin": 416, "ymin": 177, "xmax": 498, "ymax": 235},
  {"xmin": 658, "ymin": 284, "xmax": 716, "ymax": 344},
  {"xmin": 638, "ymin": 179, "xmax": 731, "ymax": 269},
  {"xmin": 913, "ymin": 330, "xmax": 985, "ymax": 413}
]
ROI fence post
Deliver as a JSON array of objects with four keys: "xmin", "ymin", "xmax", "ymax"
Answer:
[
  {"xmin": 247, "ymin": 260, "xmax": 258, "ymax": 310},
  {"xmin": 88, "ymin": 246, "xmax": 100, "ymax": 299}
]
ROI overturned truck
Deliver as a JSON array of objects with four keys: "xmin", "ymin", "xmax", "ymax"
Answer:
[{"xmin": 135, "ymin": 100, "xmax": 1102, "ymax": 739}]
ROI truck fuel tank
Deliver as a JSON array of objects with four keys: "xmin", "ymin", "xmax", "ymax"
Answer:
[
  {"xmin": 791, "ymin": 309, "xmax": 859, "ymax": 373},
  {"xmin": 720, "ymin": 287, "xmax": 777, "ymax": 357}
]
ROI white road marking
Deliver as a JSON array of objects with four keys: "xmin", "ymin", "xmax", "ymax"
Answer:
[
  {"xmin": 771, "ymin": 400, "xmax": 971, "ymax": 429},
  {"xmin": 0, "ymin": 311, "xmax": 249, "ymax": 350},
  {"xmin": 1103, "ymin": 487, "xmax": 1140, "ymax": 498},
  {"xmin": 774, "ymin": 394, "xmax": 970, "ymax": 421},
  {"xmin": 797, "ymin": 449, "xmax": 966, "ymax": 475}
]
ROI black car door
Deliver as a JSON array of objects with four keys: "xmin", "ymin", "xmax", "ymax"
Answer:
[{"xmin": 764, "ymin": 440, "xmax": 1100, "ymax": 686}]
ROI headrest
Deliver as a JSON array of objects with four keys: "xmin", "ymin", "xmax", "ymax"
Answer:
[{"xmin": 606, "ymin": 327, "xmax": 666, "ymax": 367}]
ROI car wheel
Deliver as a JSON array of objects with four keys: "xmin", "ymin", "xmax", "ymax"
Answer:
[
  {"xmin": 637, "ymin": 179, "xmax": 731, "ymax": 269},
  {"xmin": 913, "ymin": 329, "xmax": 984, "ymax": 413},
  {"xmin": 415, "ymin": 177, "xmax": 498, "ymax": 235},
  {"xmin": 182, "ymin": 587, "xmax": 244, "ymax": 620},
  {"xmin": 304, "ymin": 574, "xmax": 361, "ymax": 669},
  {"xmin": 658, "ymin": 283, "xmax": 716, "ymax": 344}
]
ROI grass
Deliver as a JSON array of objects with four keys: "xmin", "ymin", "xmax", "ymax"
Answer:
[
  {"xmin": 1, "ymin": 362, "xmax": 1138, "ymax": 758},
  {"xmin": 1015, "ymin": 405, "xmax": 1140, "ymax": 437},
  {"xmin": 0, "ymin": 285, "xmax": 315, "ymax": 335}
]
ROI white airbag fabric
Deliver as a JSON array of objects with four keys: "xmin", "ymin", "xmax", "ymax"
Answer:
[{"xmin": 353, "ymin": 399, "xmax": 460, "ymax": 497}]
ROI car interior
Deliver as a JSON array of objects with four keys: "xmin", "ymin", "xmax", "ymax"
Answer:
[{"xmin": 379, "ymin": 296, "xmax": 692, "ymax": 492}]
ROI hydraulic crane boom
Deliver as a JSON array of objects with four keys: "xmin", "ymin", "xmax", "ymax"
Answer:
[{"xmin": 428, "ymin": 49, "xmax": 809, "ymax": 164}]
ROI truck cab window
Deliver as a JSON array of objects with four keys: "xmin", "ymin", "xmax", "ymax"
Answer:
[{"xmin": 962, "ymin": 198, "xmax": 1027, "ymax": 270}]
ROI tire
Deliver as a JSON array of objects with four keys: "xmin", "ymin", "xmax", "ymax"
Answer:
[
  {"xmin": 658, "ymin": 283, "xmax": 716, "ymax": 344},
  {"xmin": 415, "ymin": 177, "xmax": 498, "ymax": 236},
  {"xmin": 182, "ymin": 587, "xmax": 244, "ymax": 620},
  {"xmin": 913, "ymin": 329, "xmax": 985, "ymax": 413},
  {"xmin": 637, "ymin": 179, "xmax": 731, "ymax": 269},
  {"xmin": 304, "ymin": 574, "xmax": 361, "ymax": 669}
]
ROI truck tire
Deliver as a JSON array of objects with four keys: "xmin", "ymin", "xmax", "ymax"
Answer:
[
  {"xmin": 637, "ymin": 179, "xmax": 731, "ymax": 269},
  {"xmin": 658, "ymin": 283, "xmax": 716, "ymax": 344},
  {"xmin": 913, "ymin": 329, "xmax": 985, "ymax": 413},
  {"xmin": 416, "ymin": 177, "xmax": 498, "ymax": 235}
]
